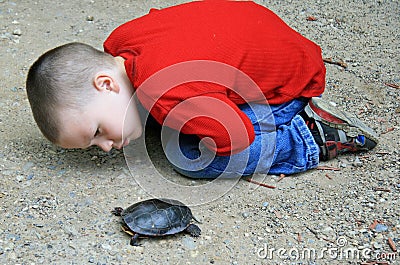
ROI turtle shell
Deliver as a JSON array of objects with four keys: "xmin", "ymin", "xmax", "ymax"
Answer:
[{"xmin": 121, "ymin": 198, "xmax": 193, "ymax": 236}]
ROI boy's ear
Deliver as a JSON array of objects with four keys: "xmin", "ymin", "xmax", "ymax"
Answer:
[{"xmin": 93, "ymin": 73, "xmax": 120, "ymax": 93}]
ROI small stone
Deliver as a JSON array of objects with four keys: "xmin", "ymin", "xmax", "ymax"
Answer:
[
  {"xmin": 16, "ymin": 175, "xmax": 24, "ymax": 182},
  {"xmin": 22, "ymin": 162, "xmax": 35, "ymax": 171},
  {"xmin": 322, "ymin": 226, "xmax": 334, "ymax": 234},
  {"xmin": 346, "ymin": 230, "xmax": 357, "ymax": 237},
  {"xmin": 182, "ymin": 237, "xmax": 197, "ymax": 250},
  {"xmin": 101, "ymin": 244, "xmax": 112, "ymax": 251},
  {"xmin": 108, "ymin": 250, "xmax": 118, "ymax": 256},
  {"xmin": 63, "ymin": 225, "xmax": 78, "ymax": 237},
  {"xmin": 8, "ymin": 251, "xmax": 17, "ymax": 260},
  {"xmin": 262, "ymin": 202, "xmax": 269, "ymax": 208},
  {"xmin": 13, "ymin": 29, "xmax": 22, "ymax": 36},
  {"xmin": 374, "ymin": 224, "xmax": 388, "ymax": 232},
  {"xmin": 133, "ymin": 246, "xmax": 144, "ymax": 253},
  {"xmin": 242, "ymin": 212, "xmax": 249, "ymax": 218},
  {"xmin": 86, "ymin": 15, "xmax": 94, "ymax": 21},
  {"xmin": 12, "ymin": 29, "xmax": 22, "ymax": 36},
  {"xmin": 372, "ymin": 242, "xmax": 382, "ymax": 249},
  {"xmin": 88, "ymin": 257, "xmax": 95, "ymax": 263},
  {"xmin": 352, "ymin": 157, "xmax": 363, "ymax": 167},
  {"xmin": 358, "ymin": 244, "xmax": 370, "ymax": 249},
  {"xmin": 190, "ymin": 250, "xmax": 199, "ymax": 257}
]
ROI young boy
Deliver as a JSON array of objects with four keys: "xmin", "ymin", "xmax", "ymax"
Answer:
[{"xmin": 26, "ymin": 1, "xmax": 378, "ymax": 178}]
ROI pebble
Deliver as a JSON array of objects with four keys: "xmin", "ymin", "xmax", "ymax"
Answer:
[
  {"xmin": 62, "ymin": 225, "xmax": 78, "ymax": 237},
  {"xmin": 352, "ymin": 157, "xmax": 363, "ymax": 167},
  {"xmin": 346, "ymin": 230, "xmax": 357, "ymax": 237},
  {"xmin": 8, "ymin": 251, "xmax": 17, "ymax": 260},
  {"xmin": 133, "ymin": 246, "xmax": 145, "ymax": 254},
  {"xmin": 242, "ymin": 212, "xmax": 249, "ymax": 218},
  {"xmin": 12, "ymin": 29, "xmax": 22, "ymax": 36},
  {"xmin": 374, "ymin": 224, "xmax": 388, "ymax": 232},
  {"xmin": 101, "ymin": 244, "xmax": 112, "ymax": 251},
  {"xmin": 15, "ymin": 175, "xmax": 24, "ymax": 182},
  {"xmin": 262, "ymin": 202, "xmax": 269, "ymax": 208},
  {"xmin": 372, "ymin": 242, "xmax": 382, "ymax": 249},
  {"xmin": 223, "ymin": 239, "xmax": 231, "ymax": 245},
  {"xmin": 2, "ymin": 169, "xmax": 14, "ymax": 176},
  {"xmin": 182, "ymin": 237, "xmax": 197, "ymax": 250}
]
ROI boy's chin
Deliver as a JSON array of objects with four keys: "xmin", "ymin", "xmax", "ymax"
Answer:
[
  {"xmin": 122, "ymin": 138, "xmax": 131, "ymax": 147},
  {"xmin": 122, "ymin": 132, "xmax": 140, "ymax": 147},
  {"xmin": 128, "ymin": 128, "xmax": 143, "ymax": 141}
]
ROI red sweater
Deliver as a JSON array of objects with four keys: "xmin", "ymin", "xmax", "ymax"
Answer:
[{"xmin": 104, "ymin": 1, "xmax": 325, "ymax": 156}]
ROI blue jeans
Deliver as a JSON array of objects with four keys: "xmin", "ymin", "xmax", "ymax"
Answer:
[{"xmin": 140, "ymin": 99, "xmax": 320, "ymax": 178}]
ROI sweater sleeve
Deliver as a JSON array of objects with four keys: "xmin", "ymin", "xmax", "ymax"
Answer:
[{"xmin": 139, "ymin": 91, "xmax": 255, "ymax": 156}]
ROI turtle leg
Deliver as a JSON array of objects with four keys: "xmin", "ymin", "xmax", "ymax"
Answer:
[
  {"xmin": 120, "ymin": 225, "xmax": 141, "ymax": 246},
  {"xmin": 130, "ymin": 233, "xmax": 141, "ymax": 246},
  {"xmin": 111, "ymin": 207, "xmax": 124, "ymax": 216},
  {"xmin": 185, "ymin": 224, "xmax": 201, "ymax": 237}
]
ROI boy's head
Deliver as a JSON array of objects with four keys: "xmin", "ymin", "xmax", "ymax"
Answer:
[{"xmin": 26, "ymin": 42, "xmax": 143, "ymax": 152}]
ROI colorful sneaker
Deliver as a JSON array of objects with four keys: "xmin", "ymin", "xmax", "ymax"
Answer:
[{"xmin": 300, "ymin": 97, "xmax": 379, "ymax": 161}]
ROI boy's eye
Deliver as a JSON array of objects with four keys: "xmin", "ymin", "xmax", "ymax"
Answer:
[{"xmin": 94, "ymin": 128, "xmax": 100, "ymax": 137}]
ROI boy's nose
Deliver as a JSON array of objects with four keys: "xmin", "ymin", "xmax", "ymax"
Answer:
[{"xmin": 97, "ymin": 140, "xmax": 113, "ymax": 152}]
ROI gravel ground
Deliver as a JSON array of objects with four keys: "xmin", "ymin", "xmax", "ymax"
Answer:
[{"xmin": 0, "ymin": 0, "xmax": 399, "ymax": 264}]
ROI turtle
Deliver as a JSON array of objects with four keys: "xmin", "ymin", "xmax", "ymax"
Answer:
[{"xmin": 112, "ymin": 198, "xmax": 201, "ymax": 246}]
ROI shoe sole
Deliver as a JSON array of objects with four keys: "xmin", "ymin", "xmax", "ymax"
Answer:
[{"xmin": 304, "ymin": 97, "xmax": 379, "ymax": 144}]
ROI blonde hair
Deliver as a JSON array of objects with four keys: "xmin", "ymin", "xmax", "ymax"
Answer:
[{"xmin": 26, "ymin": 42, "xmax": 116, "ymax": 143}]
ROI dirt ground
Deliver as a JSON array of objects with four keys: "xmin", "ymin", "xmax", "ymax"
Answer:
[{"xmin": 0, "ymin": 0, "xmax": 399, "ymax": 264}]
